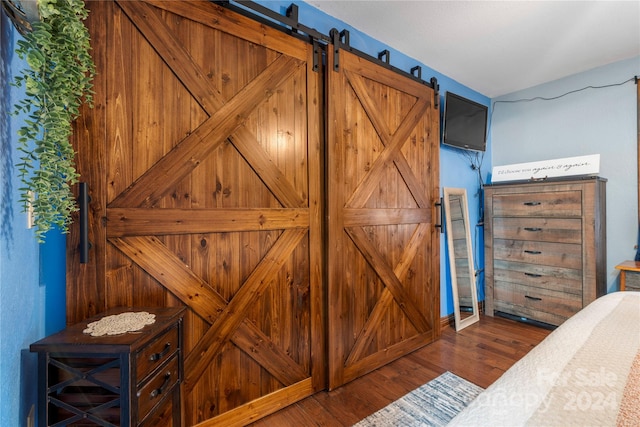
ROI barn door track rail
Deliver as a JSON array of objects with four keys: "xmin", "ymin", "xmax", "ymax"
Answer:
[{"xmin": 213, "ymin": 0, "xmax": 439, "ymax": 103}]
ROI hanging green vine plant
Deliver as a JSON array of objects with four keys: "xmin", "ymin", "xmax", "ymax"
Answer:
[{"xmin": 9, "ymin": 0, "xmax": 95, "ymax": 242}]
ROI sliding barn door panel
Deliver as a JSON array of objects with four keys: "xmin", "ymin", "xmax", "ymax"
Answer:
[
  {"xmin": 68, "ymin": 1, "xmax": 324, "ymax": 425},
  {"xmin": 68, "ymin": 0, "xmax": 439, "ymax": 421},
  {"xmin": 327, "ymin": 49, "xmax": 440, "ymax": 389}
]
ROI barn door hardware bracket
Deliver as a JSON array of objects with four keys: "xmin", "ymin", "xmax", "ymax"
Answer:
[
  {"xmin": 339, "ymin": 29, "xmax": 350, "ymax": 46},
  {"xmin": 330, "ymin": 28, "xmax": 350, "ymax": 71},
  {"xmin": 312, "ymin": 39, "xmax": 321, "ymax": 72},
  {"xmin": 411, "ymin": 66, "xmax": 422, "ymax": 80},
  {"xmin": 435, "ymin": 197, "xmax": 444, "ymax": 233},
  {"xmin": 285, "ymin": 4, "xmax": 298, "ymax": 34},
  {"xmin": 431, "ymin": 77, "xmax": 440, "ymax": 109},
  {"xmin": 78, "ymin": 182, "xmax": 92, "ymax": 263},
  {"xmin": 378, "ymin": 50, "xmax": 390, "ymax": 64}
]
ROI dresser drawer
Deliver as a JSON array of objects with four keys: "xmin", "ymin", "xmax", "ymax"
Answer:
[
  {"xmin": 493, "ymin": 217, "xmax": 582, "ymax": 243},
  {"xmin": 136, "ymin": 325, "xmax": 179, "ymax": 381},
  {"xmin": 484, "ymin": 179, "xmax": 606, "ymax": 327},
  {"xmin": 494, "ymin": 281, "xmax": 582, "ymax": 322},
  {"xmin": 137, "ymin": 354, "xmax": 180, "ymax": 421},
  {"xmin": 494, "ymin": 260, "xmax": 583, "ymax": 295},
  {"xmin": 493, "ymin": 239, "xmax": 582, "ymax": 269},
  {"xmin": 492, "ymin": 191, "xmax": 582, "ymax": 217}
]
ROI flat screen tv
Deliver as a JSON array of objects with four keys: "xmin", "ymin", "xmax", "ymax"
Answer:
[{"xmin": 442, "ymin": 92, "xmax": 488, "ymax": 152}]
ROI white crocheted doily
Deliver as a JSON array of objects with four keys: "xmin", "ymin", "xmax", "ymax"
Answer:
[{"xmin": 83, "ymin": 311, "xmax": 156, "ymax": 336}]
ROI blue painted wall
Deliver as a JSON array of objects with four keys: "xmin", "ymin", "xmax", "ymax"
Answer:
[
  {"xmin": 1, "ymin": 12, "xmax": 43, "ymax": 426},
  {"xmin": 491, "ymin": 56, "xmax": 640, "ymax": 292},
  {"xmin": 1, "ymin": 12, "xmax": 67, "ymax": 426}
]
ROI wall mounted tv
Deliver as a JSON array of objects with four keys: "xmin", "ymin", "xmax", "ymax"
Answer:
[{"xmin": 442, "ymin": 92, "xmax": 488, "ymax": 152}]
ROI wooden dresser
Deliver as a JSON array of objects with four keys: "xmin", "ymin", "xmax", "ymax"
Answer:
[
  {"xmin": 484, "ymin": 178, "xmax": 606, "ymax": 326},
  {"xmin": 30, "ymin": 306, "xmax": 185, "ymax": 426}
]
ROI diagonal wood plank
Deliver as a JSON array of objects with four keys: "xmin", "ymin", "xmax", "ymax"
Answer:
[
  {"xmin": 199, "ymin": 379, "xmax": 315, "ymax": 427},
  {"xmin": 346, "ymin": 222, "xmax": 431, "ymax": 364},
  {"xmin": 393, "ymin": 152, "xmax": 433, "ymax": 209},
  {"xmin": 230, "ymin": 327, "xmax": 310, "ymax": 389},
  {"xmin": 117, "ymin": 0, "xmax": 220, "ymax": 114},
  {"xmin": 227, "ymin": 130, "xmax": 308, "ymax": 208},
  {"xmin": 343, "ymin": 70, "xmax": 430, "ymax": 208},
  {"xmin": 184, "ymin": 228, "xmax": 308, "ymax": 392},
  {"xmin": 345, "ymin": 227, "xmax": 430, "ymax": 333},
  {"xmin": 117, "ymin": 0, "xmax": 306, "ymax": 208},
  {"xmin": 109, "ymin": 236, "xmax": 308, "ymax": 387},
  {"xmin": 109, "ymin": 53, "xmax": 301, "ymax": 208},
  {"xmin": 341, "ymin": 51, "xmax": 431, "ymax": 97},
  {"xmin": 110, "ymin": 236, "xmax": 224, "ymax": 323}
]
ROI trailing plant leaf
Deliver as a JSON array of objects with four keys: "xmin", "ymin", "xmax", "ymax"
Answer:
[{"xmin": 11, "ymin": 0, "xmax": 95, "ymax": 242}]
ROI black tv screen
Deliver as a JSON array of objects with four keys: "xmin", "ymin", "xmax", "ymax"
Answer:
[{"xmin": 442, "ymin": 92, "xmax": 488, "ymax": 152}]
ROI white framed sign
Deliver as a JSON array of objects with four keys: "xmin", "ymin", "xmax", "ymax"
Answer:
[{"xmin": 491, "ymin": 154, "xmax": 600, "ymax": 183}]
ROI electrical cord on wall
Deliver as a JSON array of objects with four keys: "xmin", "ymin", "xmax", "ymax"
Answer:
[
  {"xmin": 459, "ymin": 149, "xmax": 485, "ymax": 222},
  {"xmin": 496, "ymin": 77, "xmax": 635, "ymax": 103},
  {"xmin": 458, "ymin": 149, "xmax": 486, "ymax": 277},
  {"xmin": 490, "ymin": 76, "xmax": 637, "ymax": 126}
]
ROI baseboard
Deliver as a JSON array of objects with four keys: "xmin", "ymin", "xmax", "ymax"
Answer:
[
  {"xmin": 440, "ymin": 301, "xmax": 486, "ymax": 332},
  {"xmin": 440, "ymin": 313, "xmax": 455, "ymax": 331}
]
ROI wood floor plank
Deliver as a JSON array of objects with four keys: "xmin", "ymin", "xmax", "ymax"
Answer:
[{"xmin": 249, "ymin": 315, "xmax": 550, "ymax": 426}]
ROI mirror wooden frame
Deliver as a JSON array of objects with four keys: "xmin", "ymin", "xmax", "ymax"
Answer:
[{"xmin": 444, "ymin": 188, "xmax": 480, "ymax": 331}]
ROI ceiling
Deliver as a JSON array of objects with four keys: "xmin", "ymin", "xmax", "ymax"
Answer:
[{"xmin": 305, "ymin": 1, "xmax": 640, "ymax": 98}]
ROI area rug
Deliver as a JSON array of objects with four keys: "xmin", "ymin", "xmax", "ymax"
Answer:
[{"xmin": 353, "ymin": 371, "xmax": 483, "ymax": 427}]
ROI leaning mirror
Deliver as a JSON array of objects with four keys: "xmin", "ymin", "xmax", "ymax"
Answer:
[{"xmin": 444, "ymin": 188, "xmax": 480, "ymax": 331}]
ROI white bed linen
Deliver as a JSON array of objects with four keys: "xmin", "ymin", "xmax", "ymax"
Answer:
[{"xmin": 448, "ymin": 291, "xmax": 640, "ymax": 426}]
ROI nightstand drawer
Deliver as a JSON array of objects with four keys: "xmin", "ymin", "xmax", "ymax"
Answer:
[
  {"xmin": 137, "ymin": 354, "xmax": 180, "ymax": 421},
  {"xmin": 492, "ymin": 191, "xmax": 582, "ymax": 217},
  {"xmin": 493, "ymin": 239, "xmax": 582, "ymax": 269},
  {"xmin": 136, "ymin": 325, "xmax": 179, "ymax": 381},
  {"xmin": 627, "ymin": 277, "xmax": 640, "ymax": 291},
  {"xmin": 493, "ymin": 217, "xmax": 582, "ymax": 243}
]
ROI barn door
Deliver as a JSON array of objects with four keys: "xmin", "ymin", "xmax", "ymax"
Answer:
[
  {"xmin": 67, "ymin": 1, "xmax": 324, "ymax": 425},
  {"xmin": 326, "ymin": 47, "xmax": 440, "ymax": 389}
]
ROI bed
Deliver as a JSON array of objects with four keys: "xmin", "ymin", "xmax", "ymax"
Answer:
[{"xmin": 448, "ymin": 291, "xmax": 640, "ymax": 426}]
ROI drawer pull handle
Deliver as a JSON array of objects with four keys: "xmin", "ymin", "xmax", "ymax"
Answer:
[
  {"xmin": 523, "ymin": 201, "xmax": 541, "ymax": 206},
  {"xmin": 524, "ymin": 227, "xmax": 542, "ymax": 232},
  {"xmin": 524, "ymin": 272, "xmax": 542, "ymax": 278},
  {"xmin": 524, "ymin": 250, "xmax": 542, "ymax": 255},
  {"xmin": 149, "ymin": 342, "xmax": 172, "ymax": 362},
  {"xmin": 150, "ymin": 372, "xmax": 172, "ymax": 399},
  {"xmin": 525, "ymin": 295, "xmax": 542, "ymax": 301}
]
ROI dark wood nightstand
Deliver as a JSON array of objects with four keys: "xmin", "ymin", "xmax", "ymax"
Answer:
[
  {"xmin": 615, "ymin": 260, "xmax": 640, "ymax": 291},
  {"xmin": 30, "ymin": 306, "xmax": 185, "ymax": 426}
]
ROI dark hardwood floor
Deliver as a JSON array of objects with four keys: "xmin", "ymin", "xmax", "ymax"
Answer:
[{"xmin": 250, "ymin": 315, "xmax": 552, "ymax": 426}]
